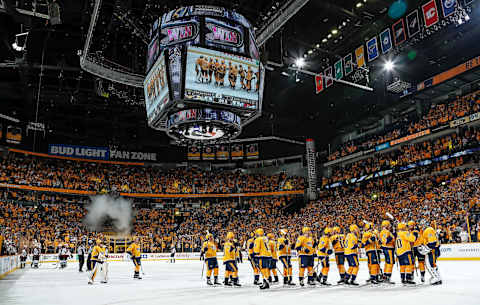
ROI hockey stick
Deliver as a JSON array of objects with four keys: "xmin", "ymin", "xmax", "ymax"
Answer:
[{"xmin": 201, "ymin": 259, "xmax": 205, "ymax": 279}]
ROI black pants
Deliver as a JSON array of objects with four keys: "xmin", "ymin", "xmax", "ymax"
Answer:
[
  {"xmin": 87, "ymin": 253, "xmax": 92, "ymax": 271},
  {"xmin": 79, "ymin": 255, "xmax": 85, "ymax": 271}
]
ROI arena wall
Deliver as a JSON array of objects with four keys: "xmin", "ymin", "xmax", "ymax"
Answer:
[{"xmin": 0, "ymin": 255, "xmax": 19, "ymax": 279}]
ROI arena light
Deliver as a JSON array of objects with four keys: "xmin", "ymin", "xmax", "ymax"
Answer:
[
  {"xmin": 327, "ymin": 34, "xmax": 332, "ymax": 38},
  {"xmin": 295, "ymin": 58, "xmax": 305, "ymax": 68},
  {"xmin": 356, "ymin": 2, "xmax": 363, "ymax": 8},
  {"xmin": 331, "ymin": 29, "xmax": 338, "ymax": 35},
  {"xmin": 322, "ymin": 38, "xmax": 328, "ymax": 43},
  {"xmin": 384, "ymin": 60, "xmax": 395, "ymax": 71}
]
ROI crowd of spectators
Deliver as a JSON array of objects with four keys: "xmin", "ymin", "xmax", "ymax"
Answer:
[{"xmin": 328, "ymin": 91, "xmax": 480, "ymax": 161}]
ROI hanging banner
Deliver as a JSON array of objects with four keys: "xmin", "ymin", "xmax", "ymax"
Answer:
[
  {"xmin": 441, "ymin": 0, "xmax": 457, "ymax": 18},
  {"xmin": 379, "ymin": 28, "xmax": 393, "ymax": 54},
  {"xmin": 216, "ymin": 144, "xmax": 230, "ymax": 160},
  {"xmin": 202, "ymin": 146, "xmax": 215, "ymax": 160},
  {"xmin": 392, "ymin": 19, "xmax": 406, "ymax": 46},
  {"xmin": 324, "ymin": 67, "xmax": 333, "ymax": 88},
  {"xmin": 231, "ymin": 144, "xmax": 244, "ymax": 160},
  {"xmin": 355, "ymin": 45, "xmax": 365, "ymax": 68},
  {"xmin": 187, "ymin": 145, "xmax": 201, "ymax": 161},
  {"xmin": 344, "ymin": 54, "xmax": 353, "ymax": 75},
  {"xmin": 366, "ymin": 37, "xmax": 379, "ymax": 62},
  {"xmin": 406, "ymin": 10, "xmax": 420, "ymax": 38},
  {"xmin": 246, "ymin": 143, "xmax": 259, "ymax": 159},
  {"xmin": 6, "ymin": 126, "xmax": 22, "ymax": 144},
  {"xmin": 334, "ymin": 59, "xmax": 343, "ymax": 80},
  {"xmin": 315, "ymin": 74, "xmax": 324, "ymax": 94},
  {"xmin": 422, "ymin": 0, "xmax": 440, "ymax": 28}
]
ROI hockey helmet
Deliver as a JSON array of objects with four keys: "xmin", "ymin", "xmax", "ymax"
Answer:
[
  {"xmin": 364, "ymin": 222, "xmax": 372, "ymax": 230},
  {"xmin": 267, "ymin": 233, "xmax": 275, "ymax": 240},
  {"xmin": 324, "ymin": 227, "xmax": 332, "ymax": 235},
  {"xmin": 226, "ymin": 232, "xmax": 235, "ymax": 240},
  {"xmin": 302, "ymin": 227, "xmax": 311, "ymax": 234},
  {"xmin": 397, "ymin": 222, "xmax": 407, "ymax": 231},
  {"xmin": 255, "ymin": 228, "xmax": 264, "ymax": 236},
  {"xmin": 381, "ymin": 220, "xmax": 391, "ymax": 228},
  {"xmin": 349, "ymin": 224, "xmax": 359, "ymax": 233},
  {"xmin": 407, "ymin": 220, "xmax": 416, "ymax": 228},
  {"xmin": 332, "ymin": 226, "xmax": 340, "ymax": 234}
]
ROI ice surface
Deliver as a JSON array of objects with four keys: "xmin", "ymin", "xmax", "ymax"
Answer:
[{"xmin": 1, "ymin": 260, "xmax": 479, "ymax": 305}]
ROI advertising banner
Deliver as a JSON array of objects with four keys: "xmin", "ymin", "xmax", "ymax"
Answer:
[
  {"xmin": 390, "ymin": 129, "xmax": 431, "ymax": 146},
  {"xmin": 450, "ymin": 116, "xmax": 470, "ymax": 127},
  {"xmin": 334, "ymin": 59, "xmax": 344, "ymax": 80},
  {"xmin": 392, "ymin": 19, "xmax": 406, "ymax": 46},
  {"xmin": 231, "ymin": 144, "xmax": 244, "ymax": 160},
  {"xmin": 355, "ymin": 45, "xmax": 365, "ymax": 68},
  {"xmin": 315, "ymin": 74, "xmax": 324, "ymax": 94},
  {"xmin": 344, "ymin": 54, "xmax": 353, "ymax": 75},
  {"xmin": 324, "ymin": 66, "xmax": 333, "ymax": 88},
  {"xmin": 246, "ymin": 143, "xmax": 259, "ymax": 159},
  {"xmin": 110, "ymin": 150, "xmax": 157, "ymax": 161},
  {"xmin": 375, "ymin": 142, "xmax": 391, "ymax": 151},
  {"xmin": 379, "ymin": 28, "xmax": 393, "ymax": 54},
  {"xmin": 366, "ymin": 37, "xmax": 379, "ymax": 62},
  {"xmin": 48, "ymin": 144, "xmax": 109, "ymax": 160}
]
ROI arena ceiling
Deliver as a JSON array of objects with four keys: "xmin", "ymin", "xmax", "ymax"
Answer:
[{"xmin": 0, "ymin": 0, "xmax": 480, "ymax": 160}]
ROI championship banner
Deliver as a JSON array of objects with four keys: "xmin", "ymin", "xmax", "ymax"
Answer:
[
  {"xmin": 406, "ymin": 10, "xmax": 420, "ymax": 38},
  {"xmin": 355, "ymin": 45, "xmax": 365, "ymax": 68},
  {"xmin": 48, "ymin": 144, "xmax": 109, "ymax": 160},
  {"xmin": 344, "ymin": 54, "xmax": 353, "ymax": 75},
  {"xmin": 246, "ymin": 143, "xmax": 259, "ymax": 159},
  {"xmin": 324, "ymin": 67, "xmax": 333, "ymax": 88},
  {"xmin": 366, "ymin": 37, "xmax": 379, "ymax": 62},
  {"xmin": 187, "ymin": 145, "xmax": 201, "ymax": 161},
  {"xmin": 334, "ymin": 59, "xmax": 343, "ymax": 80},
  {"xmin": 231, "ymin": 144, "xmax": 244, "ymax": 160},
  {"xmin": 441, "ymin": 0, "xmax": 457, "ymax": 18},
  {"xmin": 6, "ymin": 126, "xmax": 22, "ymax": 145},
  {"xmin": 392, "ymin": 19, "xmax": 406, "ymax": 46},
  {"xmin": 315, "ymin": 74, "xmax": 324, "ymax": 94},
  {"xmin": 216, "ymin": 144, "xmax": 230, "ymax": 160},
  {"xmin": 379, "ymin": 28, "xmax": 393, "ymax": 54},
  {"xmin": 202, "ymin": 145, "xmax": 215, "ymax": 160},
  {"xmin": 422, "ymin": 0, "xmax": 439, "ymax": 28}
]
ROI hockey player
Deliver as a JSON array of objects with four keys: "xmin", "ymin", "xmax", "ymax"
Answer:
[
  {"xmin": 362, "ymin": 223, "xmax": 380, "ymax": 284},
  {"xmin": 267, "ymin": 233, "xmax": 279, "ymax": 284},
  {"xmin": 234, "ymin": 238, "xmax": 242, "ymax": 264},
  {"xmin": 380, "ymin": 220, "xmax": 395, "ymax": 283},
  {"xmin": 223, "ymin": 232, "xmax": 241, "ymax": 287},
  {"xmin": 246, "ymin": 232, "xmax": 260, "ymax": 285},
  {"xmin": 78, "ymin": 244, "xmax": 86, "ymax": 272},
  {"xmin": 88, "ymin": 239, "xmax": 108, "ymax": 285},
  {"xmin": 32, "ymin": 244, "xmax": 41, "ymax": 268},
  {"xmin": 58, "ymin": 244, "xmax": 71, "ymax": 269},
  {"xmin": 330, "ymin": 226, "xmax": 346, "ymax": 284},
  {"xmin": 295, "ymin": 227, "xmax": 315, "ymax": 286},
  {"xmin": 20, "ymin": 247, "xmax": 28, "ymax": 269},
  {"xmin": 317, "ymin": 227, "xmax": 333, "ymax": 285},
  {"xmin": 409, "ymin": 220, "xmax": 426, "ymax": 282},
  {"xmin": 253, "ymin": 228, "xmax": 272, "ymax": 290},
  {"xmin": 126, "ymin": 237, "xmax": 142, "ymax": 279},
  {"xmin": 86, "ymin": 239, "xmax": 93, "ymax": 271},
  {"xmin": 344, "ymin": 224, "xmax": 361, "ymax": 286},
  {"xmin": 277, "ymin": 229, "xmax": 295, "ymax": 285},
  {"xmin": 170, "ymin": 243, "xmax": 176, "ymax": 263},
  {"xmin": 421, "ymin": 221, "xmax": 442, "ymax": 285},
  {"xmin": 395, "ymin": 222, "xmax": 416, "ymax": 285},
  {"xmin": 201, "ymin": 233, "xmax": 221, "ymax": 285}
]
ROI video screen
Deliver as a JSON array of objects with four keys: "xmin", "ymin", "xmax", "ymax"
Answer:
[
  {"xmin": 184, "ymin": 46, "xmax": 260, "ymax": 110},
  {"xmin": 143, "ymin": 52, "xmax": 170, "ymax": 126},
  {"xmin": 147, "ymin": 34, "xmax": 159, "ymax": 72}
]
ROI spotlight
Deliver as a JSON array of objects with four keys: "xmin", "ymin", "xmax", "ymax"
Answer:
[
  {"xmin": 356, "ymin": 2, "xmax": 363, "ymax": 8},
  {"xmin": 342, "ymin": 21, "xmax": 347, "ymax": 26},
  {"xmin": 327, "ymin": 34, "xmax": 332, "ymax": 38},
  {"xmin": 332, "ymin": 29, "xmax": 338, "ymax": 35},
  {"xmin": 322, "ymin": 38, "xmax": 328, "ymax": 43},
  {"xmin": 308, "ymin": 49, "xmax": 313, "ymax": 54},
  {"xmin": 384, "ymin": 60, "xmax": 395, "ymax": 71},
  {"xmin": 295, "ymin": 58, "xmax": 305, "ymax": 68},
  {"xmin": 316, "ymin": 44, "xmax": 320, "ymax": 48},
  {"xmin": 465, "ymin": 14, "xmax": 470, "ymax": 21}
]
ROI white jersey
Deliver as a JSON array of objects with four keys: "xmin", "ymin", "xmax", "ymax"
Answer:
[
  {"xmin": 170, "ymin": 247, "xmax": 176, "ymax": 254},
  {"xmin": 33, "ymin": 247, "xmax": 40, "ymax": 256},
  {"xmin": 59, "ymin": 248, "xmax": 70, "ymax": 256},
  {"xmin": 20, "ymin": 249, "xmax": 28, "ymax": 258}
]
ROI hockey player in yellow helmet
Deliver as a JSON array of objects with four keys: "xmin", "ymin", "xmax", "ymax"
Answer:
[
  {"xmin": 277, "ymin": 229, "xmax": 295, "ymax": 286},
  {"xmin": 223, "ymin": 232, "xmax": 241, "ymax": 287},
  {"xmin": 396, "ymin": 222, "xmax": 416, "ymax": 285},
  {"xmin": 344, "ymin": 224, "xmax": 361, "ymax": 285},
  {"xmin": 126, "ymin": 236, "xmax": 142, "ymax": 280},
  {"xmin": 201, "ymin": 232, "xmax": 220, "ymax": 286},
  {"xmin": 246, "ymin": 231, "xmax": 260, "ymax": 285},
  {"xmin": 317, "ymin": 227, "xmax": 333, "ymax": 285},
  {"xmin": 266, "ymin": 233, "xmax": 279, "ymax": 283},
  {"xmin": 88, "ymin": 238, "xmax": 108, "ymax": 285},
  {"xmin": 253, "ymin": 228, "xmax": 272, "ymax": 289},
  {"xmin": 421, "ymin": 220, "xmax": 442, "ymax": 285},
  {"xmin": 330, "ymin": 226, "xmax": 347, "ymax": 284},
  {"xmin": 408, "ymin": 220, "xmax": 426, "ymax": 283},
  {"xmin": 295, "ymin": 226, "xmax": 315, "ymax": 286},
  {"xmin": 361, "ymin": 222, "xmax": 380, "ymax": 284},
  {"xmin": 380, "ymin": 220, "xmax": 395, "ymax": 284}
]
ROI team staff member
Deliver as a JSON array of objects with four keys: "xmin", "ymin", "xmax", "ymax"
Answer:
[
  {"xmin": 380, "ymin": 220, "xmax": 395, "ymax": 284},
  {"xmin": 201, "ymin": 233, "xmax": 221, "ymax": 286},
  {"xmin": 126, "ymin": 237, "xmax": 142, "ymax": 280},
  {"xmin": 277, "ymin": 229, "xmax": 295, "ymax": 286},
  {"xmin": 395, "ymin": 222, "xmax": 416, "ymax": 285},
  {"xmin": 253, "ymin": 228, "xmax": 272, "ymax": 290},
  {"xmin": 77, "ymin": 244, "xmax": 86, "ymax": 272},
  {"xmin": 295, "ymin": 227, "xmax": 315, "ymax": 286},
  {"xmin": 344, "ymin": 224, "xmax": 360, "ymax": 286},
  {"xmin": 330, "ymin": 226, "xmax": 346, "ymax": 284}
]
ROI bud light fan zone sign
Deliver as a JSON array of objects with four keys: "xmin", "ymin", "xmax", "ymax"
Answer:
[{"xmin": 49, "ymin": 144, "xmax": 109, "ymax": 160}]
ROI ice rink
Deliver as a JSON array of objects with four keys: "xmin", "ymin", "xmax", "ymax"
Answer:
[{"xmin": 1, "ymin": 260, "xmax": 479, "ymax": 305}]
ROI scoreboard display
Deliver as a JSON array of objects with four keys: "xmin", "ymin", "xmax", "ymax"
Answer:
[{"xmin": 144, "ymin": 5, "xmax": 264, "ymax": 141}]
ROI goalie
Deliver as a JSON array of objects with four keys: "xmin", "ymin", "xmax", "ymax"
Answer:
[
  {"xmin": 88, "ymin": 239, "xmax": 108, "ymax": 285},
  {"xmin": 126, "ymin": 237, "xmax": 142, "ymax": 280}
]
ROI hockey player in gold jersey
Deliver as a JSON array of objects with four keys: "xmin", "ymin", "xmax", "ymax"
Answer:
[
  {"xmin": 253, "ymin": 228, "xmax": 272, "ymax": 289},
  {"xmin": 408, "ymin": 220, "xmax": 426, "ymax": 283},
  {"xmin": 362, "ymin": 223, "xmax": 380, "ymax": 284},
  {"xmin": 246, "ymin": 232, "xmax": 260, "ymax": 285},
  {"xmin": 88, "ymin": 239, "xmax": 108, "ymax": 285},
  {"xmin": 267, "ymin": 233, "xmax": 279, "ymax": 284},
  {"xmin": 223, "ymin": 232, "xmax": 241, "ymax": 287},
  {"xmin": 277, "ymin": 229, "xmax": 295, "ymax": 286},
  {"xmin": 421, "ymin": 221, "xmax": 442, "ymax": 285},
  {"xmin": 396, "ymin": 222, "xmax": 416, "ymax": 285},
  {"xmin": 201, "ymin": 233, "xmax": 221, "ymax": 285},
  {"xmin": 344, "ymin": 224, "xmax": 361, "ymax": 286},
  {"xmin": 295, "ymin": 227, "xmax": 315, "ymax": 286},
  {"xmin": 380, "ymin": 220, "xmax": 395, "ymax": 284},
  {"xmin": 126, "ymin": 237, "xmax": 142, "ymax": 280},
  {"xmin": 330, "ymin": 226, "xmax": 347, "ymax": 284},
  {"xmin": 317, "ymin": 227, "xmax": 333, "ymax": 285}
]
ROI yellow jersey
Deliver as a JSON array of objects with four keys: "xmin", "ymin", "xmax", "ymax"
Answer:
[
  {"xmin": 247, "ymin": 237, "xmax": 255, "ymax": 255},
  {"xmin": 268, "ymin": 240, "xmax": 278, "ymax": 260},
  {"xmin": 423, "ymin": 227, "xmax": 440, "ymax": 248},
  {"xmin": 126, "ymin": 243, "xmax": 141, "ymax": 258},
  {"xmin": 411, "ymin": 229, "xmax": 424, "ymax": 247},
  {"xmin": 380, "ymin": 229, "xmax": 395, "ymax": 248},
  {"xmin": 202, "ymin": 241, "xmax": 217, "ymax": 259},
  {"xmin": 295, "ymin": 235, "xmax": 315, "ymax": 256},
  {"xmin": 344, "ymin": 233, "xmax": 359, "ymax": 255},
  {"xmin": 277, "ymin": 237, "xmax": 291, "ymax": 257},
  {"xmin": 395, "ymin": 230, "xmax": 416, "ymax": 256},
  {"xmin": 91, "ymin": 245, "xmax": 107, "ymax": 262},
  {"xmin": 361, "ymin": 231, "xmax": 377, "ymax": 252},
  {"xmin": 253, "ymin": 236, "xmax": 272, "ymax": 258},
  {"xmin": 331, "ymin": 234, "xmax": 345, "ymax": 253},
  {"xmin": 317, "ymin": 236, "xmax": 331, "ymax": 256},
  {"xmin": 223, "ymin": 241, "xmax": 236, "ymax": 262}
]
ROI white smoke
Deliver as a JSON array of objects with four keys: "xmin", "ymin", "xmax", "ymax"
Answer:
[{"xmin": 85, "ymin": 195, "xmax": 133, "ymax": 234}]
